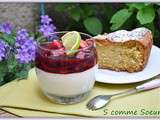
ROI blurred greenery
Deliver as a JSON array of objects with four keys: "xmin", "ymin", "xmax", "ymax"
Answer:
[{"xmin": 53, "ymin": 3, "xmax": 160, "ymax": 45}]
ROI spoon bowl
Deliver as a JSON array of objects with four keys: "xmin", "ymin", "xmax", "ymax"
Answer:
[
  {"xmin": 86, "ymin": 79, "xmax": 160, "ymax": 111},
  {"xmin": 87, "ymin": 95, "xmax": 111, "ymax": 110}
]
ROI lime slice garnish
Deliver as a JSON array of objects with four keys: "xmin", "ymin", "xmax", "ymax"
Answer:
[{"xmin": 61, "ymin": 31, "xmax": 81, "ymax": 56}]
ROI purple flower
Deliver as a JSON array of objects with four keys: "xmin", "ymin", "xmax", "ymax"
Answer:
[
  {"xmin": 0, "ymin": 40, "xmax": 9, "ymax": 61},
  {"xmin": 0, "ymin": 22, "xmax": 14, "ymax": 34},
  {"xmin": 39, "ymin": 24, "xmax": 56, "ymax": 37},
  {"xmin": 39, "ymin": 15, "xmax": 57, "ymax": 40},
  {"xmin": 15, "ymin": 29, "xmax": 37, "ymax": 64},
  {"xmin": 17, "ymin": 29, "xmax": 29, "ymax": 38},
  {"xmin": 41, "ymin": 15, "xmax": 52, "ymax": 25}
]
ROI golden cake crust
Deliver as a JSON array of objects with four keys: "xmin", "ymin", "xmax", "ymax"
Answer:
[{"xmin": 95, "ymin": 29, "xmax": 153, "ymax": 72}]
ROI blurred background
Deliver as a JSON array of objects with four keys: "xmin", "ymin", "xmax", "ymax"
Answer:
[{"xmin": 0, "ymin": 3, "xmax": 159, "ymax": 47}]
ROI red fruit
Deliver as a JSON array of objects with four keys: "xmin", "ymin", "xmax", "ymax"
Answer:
[
  {"xmin": 52, "ymin": 47, "xmax": 65, "ymax": 57},
  {"xmin": 49, "ymin": 40, "xmax": 63, "ymax": 49},
  {"xmin": 86, "ymin": 39, "xmax": 94, "ymax": 46},
  {"xmin": 80, "ymin": 40, "xmax": 88, "ymax": 48},
  {"xmin": 76, "ymin": 51, "xmax": 85, "ymax": 59},
  {"xmin": 58, "ymin": 47, "xmax": 65, "ymax": 51}
]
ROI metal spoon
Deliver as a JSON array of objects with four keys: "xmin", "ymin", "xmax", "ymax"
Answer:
[{"xmin": 87, "ymin": 79, "xmax": 160, "ymax": 110}]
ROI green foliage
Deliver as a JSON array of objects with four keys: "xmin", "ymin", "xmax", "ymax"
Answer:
[
  {"xmin": 6, "ymin": 55, "xmax": 31, "ymax": 80},
  {"xmin": 15, "ymin": 64, "xmax": 32, "ymax": 80},
  {"xmin": 127, "ymin": 3, "xmax": 147, "ymax": 10},
  {"xmin": 53, "ymin": 3, "xmax": 160, "ymax": 48},
  {"xmin": 110, "ymin": 3, "xmax": 158, "ymax": 31},
  {"xmin": 0, "ymin": 55, "xmax": 33, "ymax": 86},
  {"xmin": 54, "ymin": 3, "xmax": 160, "ymax": 42},
  {"xmin": 70, "ymin": 7, "xmax": 82, "ymax": 22},
  {"xmin": 54, "ymin": 4, "xmax": 103, "ymax": 35},
  {"xmin": 1, "ymin": 34, "xmax": 15, "ymax": 46},
  {"xmin": 0, "ymin": 30, "xmax": 34, "ymax": 86},
  {"xmin": 136, "ymin": 5, "xmax": 155, "ymax": 24},
  {"xmin": 54, "ymin": 4, "xmax": 70, "ymax": 12},
  {"xmin": 110, "ymin": 9, "xmax": 133, "ymax": 31},
  {"xmin": 0, "ymin": 61, "xmax": 8, "ymax": 85},
  {"xmin": 84, "ymin": 17, "xmax": 102, "ymax": 35},
  {"xmin": 0, "ymin": 53, "xmax": 32, "ymax": 86}
]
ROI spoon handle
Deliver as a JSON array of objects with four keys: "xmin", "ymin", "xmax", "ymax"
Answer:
[
  {"xmin": 111, "ymin": 79, "xmax": 160, "ymax": 98},
  {"xmin": 136, "ymin": 79, "xmax": 160, "ymax": 91}
]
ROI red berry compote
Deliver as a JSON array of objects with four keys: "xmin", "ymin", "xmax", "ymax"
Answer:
[{"xmin": 35, "ymin": 32, "xmax": 97, "ymax": 104}]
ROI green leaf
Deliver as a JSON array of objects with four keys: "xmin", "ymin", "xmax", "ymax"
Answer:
[
  {"xmin": 54, "ymin": 4, "xmax": 69, "ymax": 12},
  {"xmin": 70, "ymin": 8, "xmax": 82, "ymax": 22},
  {"xmin": 136, "ymin": 5, "xmax": 155, "ymax": 25},
  {"xmin": 2, "ymin": 34, "xmax": 15, "ymax": 45},
  {"xmin": 127, "ymin": 3, "xmax": 146, "ymax": 10},
  {"xmin": 7, "ymin": 56, "xmax": 18, "ymax": 72},
  {"xmin": 0, "ymin": 61, "xmax": 7, "ymax": 85},
  {"xmin": 0, "ymin": 61, "xmax": 7, "ymax": 75},
  {"xmin": 83, "ymin": 17, "xmax": 102, "ymax": 35},
  {"xmin": 110, "ymin": 9, "xmax": 133, "ymax": 31},
  {"xmin": 81, "ymin": 5, "xmax": 96, "ymax": 17},
  {"xmin": 15, "ymin": 64, "xmax": 31, "ymax": 80},
  {"xmin": 15, "ymin": 70, "xmax": 28, "ymax": 79}
]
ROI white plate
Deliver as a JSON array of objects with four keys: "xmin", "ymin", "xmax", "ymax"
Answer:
[{"xmin": 95, "ymin": 45, "xmax": 160, "ymax": 84}]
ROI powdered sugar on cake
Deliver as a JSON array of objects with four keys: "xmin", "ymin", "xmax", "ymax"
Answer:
[{"xmin": 94, "ymin": 27, "xmax": 151, "ymax": 42}]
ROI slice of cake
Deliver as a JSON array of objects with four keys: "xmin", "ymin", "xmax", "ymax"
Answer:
[{"xmin": 94, "ymin": 27, "xmax": 153, "ymax": 72}]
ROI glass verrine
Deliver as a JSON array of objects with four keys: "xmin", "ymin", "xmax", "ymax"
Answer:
[{"xmin": 35, "ymin": 31, "xmax": 97, "ymax": 104}]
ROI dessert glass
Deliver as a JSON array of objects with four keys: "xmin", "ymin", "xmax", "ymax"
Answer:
[{"xmin": 35, "ymin": 31, "xmax": 97, "ymax": 104}]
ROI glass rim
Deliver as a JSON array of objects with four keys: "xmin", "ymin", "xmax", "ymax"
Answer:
[{"xmin": 37, "ymin": 31, "xmax": 95, "ymax": 52}]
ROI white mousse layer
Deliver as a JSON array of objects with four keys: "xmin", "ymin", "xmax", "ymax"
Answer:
[{"xmin": 36, "ymin": 65, "xmax": 97, "ymax": 96}]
